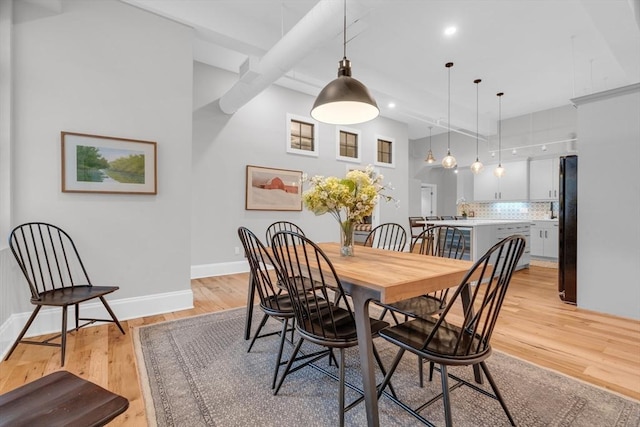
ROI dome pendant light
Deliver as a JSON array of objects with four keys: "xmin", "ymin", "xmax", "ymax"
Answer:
[
  {"xmin": 425, "ymin": 126, "xmax": 436, "ymax": 163},
  {"xmin": 441, "ymin": 62, "xmax": 456, "ymax": 169},
  {"xmin": 494, "ymin": 92, "xmax": 506, "ymax": 178},
  {"xmin": 470, "ymin": 78, "xmax": 484, "ymax": 174},
  {"xmin": 310, "ymin": 0, "xmax": 379, "ymax": 125}
]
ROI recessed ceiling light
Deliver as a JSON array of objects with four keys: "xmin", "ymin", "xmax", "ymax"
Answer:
[
  {"xmin": 388, "ymin": 102, "xmax": 396, "ymax": 109},
  {"xmin": 512, "ymin": 149, "xmax": 517, "ymax": 155},
  {"xmin": 444, "ymin": 26, "xmax": 457, "ymax": 36}
]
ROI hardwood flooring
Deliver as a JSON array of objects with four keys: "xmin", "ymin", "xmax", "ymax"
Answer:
[{"xmin": 0, "ymin": 266, "xmax": 638, "ymax": 426}]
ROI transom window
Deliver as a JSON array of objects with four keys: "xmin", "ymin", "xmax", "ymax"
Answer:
[
  {"xmin": 374, "ymin": 135, "xmax": 395, "ymax": 168},
  {"xmin": 286, "ymin": 114, "xmax": 318, "ymax": 157},
  {"xmin": 377, "ymin": 139, "xmax": 392, "ymax": 164},
  {"xmin": 290, "ymin": 119, "xmax": 314, "ymax": 152},
  {"xmin": 340, "ymin": 131, "xmax": 358, "ymax": 158}
]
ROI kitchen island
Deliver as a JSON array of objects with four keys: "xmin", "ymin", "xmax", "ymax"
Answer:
[{"xmin": 417, "ymin": 219, "xmax": 531, "ymax": 270}]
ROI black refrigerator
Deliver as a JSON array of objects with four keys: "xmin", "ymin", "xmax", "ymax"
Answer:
[{"xmin": 558, "ymin": 155, "xmax": 578, "ymax": 304}]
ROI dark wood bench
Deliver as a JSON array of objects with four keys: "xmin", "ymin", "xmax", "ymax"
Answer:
[{"xmin": 0, "ymin": 370, "xmax": 129, "ymax": 427}]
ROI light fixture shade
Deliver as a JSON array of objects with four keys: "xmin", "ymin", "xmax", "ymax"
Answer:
[
  {"xmin": 442, "ymin": 151, "xmax": 457, "ymax": 169},
  {"xmin": 311, "ymin": 59, "xmax": 379, "ymax": 125},
  {"xmin": 494, "ymin": 164, "xmax": 506, "ymax": 177},
  {"xmin": 470, "ymin": 160, "xmax": 484, "ymax": 174},
  {"xmin": 425, "ymin": 150, "xmax": 436, "ymax": 163}
]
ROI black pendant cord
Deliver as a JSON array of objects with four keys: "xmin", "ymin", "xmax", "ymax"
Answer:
[
  {"xmin": 497, "ymin": 92, "xmax": 504, "ymax": 166},
  {"xmin": 343, "ymin": 0, "xmax": 347, "ymax": 60},
  {"xmin": 475, "ymin": 79, "xmax": 481, "ymax": 161},
  {"xmin": 446, "ymin": 63, "xmax": 453, "ymax": 153}
]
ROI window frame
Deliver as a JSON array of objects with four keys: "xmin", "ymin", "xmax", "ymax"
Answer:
[
  {"xmin": 335, "ymin": 126, "xmax": 362, "ymax": 163},
  {"xmin": 374, "ymin": 134, "xmax": 395, "ymax": 168},
  {"xmin": 286, "ymin": 113, "xmax": 318, "ymax": 157}
]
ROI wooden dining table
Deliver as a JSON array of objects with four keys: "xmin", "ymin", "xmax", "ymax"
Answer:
[{"xmin": 245, "ymin": 242, "xmax": 476, "ymax": 427}]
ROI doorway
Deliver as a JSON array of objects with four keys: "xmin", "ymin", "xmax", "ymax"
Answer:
[{"xmin": 421, "ymin": 184, "xmax": 437, "ymax": 217}]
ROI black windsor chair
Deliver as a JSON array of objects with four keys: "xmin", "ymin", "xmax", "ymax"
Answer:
[
  {"xmin": 6, "ymin": 222, "xmax": 125, "ymax": 366},
  {"xmin": 238, "ymin": 227, "xmax": 328, "ymax": 389},
  {"xmin": 376, "ymin": 235, "xmax": 526, "ymax": 426},
  {"xmin": 379, "ymin": 225, "xmax": 467, "ymax": 386},
  {"xmin": 364, "ymin": 222, "xmax": 407, "ymax": 252},
  {"xmin": 270, "ymin": 231, "xmax": 394, "ymax": 427}
]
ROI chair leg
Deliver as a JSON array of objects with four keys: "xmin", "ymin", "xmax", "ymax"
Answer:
[
  {"xmin": 75, "ymin": 303, "xmax": 80, "ymax": 330},
  {"xmin": 377, "ymin": 348, "xmax": 405, "ymax": 399},
  {"xmin": 377, "ymin": 307, "xmax": 388, "ymax": 321},
  {"xmin": 247, "ymin": 313, "xmax": 269, "ymax": 353},
  {"xmin": 99, "ymin": 296, "xmax": 125, "ymax": 334},
  {"xmin": 3, "ymin": 306, "xmax": 42, "ymax": 361},
  {"xmin": 429, "ymin": 361, "xmax": 435, "ymax": 381},
  {"xmin": 338, "ymin": 348, "xmax": 345, "ymax": 427},
  {"xmin": 274, "ymin": 338, "xmax": 303, "ymax": 395},
  {"xmin": 439, "ymin": 364, "xmax": 453, "ymax": 427},
  {"xmin": 61, "ymin": 306, "xmax": 68, "ymax": 367},
  {"xmin": 480, "ymin": 361, "xmax": 516, "ymax": 426},
  {"xmin": 371, "ymin": 342, "xmax": 397, "ymax": 399},
  {"xmin": 418, "ymin": 356, "xmax": 424, "ymax": 387},
  {"xmin": 272, "ymin": 318, "xmax": 289, "ymax": 389}
]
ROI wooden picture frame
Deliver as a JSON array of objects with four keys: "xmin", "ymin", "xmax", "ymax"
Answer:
[
  {"xmin": 61, "ymin": 132, "xmax": 157, "ymax": 194},
  {"xmin": 245, "ymin": 165, "xmax": 302, "ymax": 211}
]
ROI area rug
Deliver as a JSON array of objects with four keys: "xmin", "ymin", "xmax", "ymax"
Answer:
[{"xmin": 134, "ymin": 307, "xmax": 639, "ymax": 426}]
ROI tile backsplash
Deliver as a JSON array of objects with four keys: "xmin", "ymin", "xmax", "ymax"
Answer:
[{"xmin": 461, "ymin": 201, "xmax": 558, "ymax": 220}]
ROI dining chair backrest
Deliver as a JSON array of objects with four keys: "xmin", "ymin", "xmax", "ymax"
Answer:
[
  {"xmin": 421, "ymin": 235, "xmax": 526, "ymax": 358},
  {"xmin": 364, "ymin": 223, "xmax": 407, "ymax": 252},
  {"xmin": 411, "ymin": 225, "xmax": 467, "ymax": 260},
  {"xmin": 425, "ymin": 216, "xmax": 440, "ymax": 221},
  {"xmin": 238, "ymin": 227, "xmax": 290, "ymax": 314},
  {"xmin": 440, "ymin": 215, "xmax": 455, "ymax": 220},
  {"xmin": 9, "ymin": 222, "xmax": 91, "ymax": 300},
  {"xmin": 270, "ymin": 231, "xmax": 354, "ymax": 341},
  {"xmin": 265, "ymin": 221, "xmax": 305, "ymax": 245},
  {"xmin": 408, "ymin": 216, "xmax": 425, "ymax": 239}
]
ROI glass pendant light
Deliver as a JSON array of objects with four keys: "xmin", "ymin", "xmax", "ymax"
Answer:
[
  {"xmin": 494, "ymin": 92, "xmax": 506, "ymax": 178},
  {"xmin": 441, "ymin": 62, "xmax": 456, "ymax": 169},
  {"xmin": 425, "ymin": 126, "xmax": 436, "ymax": 163},
  {"xmin": 310, "ymin": 0, "xmax": 379, "ymax": 125},
  {"xmin": 470, "ymin": 78, "xmax": 484, "ymax": 174}
]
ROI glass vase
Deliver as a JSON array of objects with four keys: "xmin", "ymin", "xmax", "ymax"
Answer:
[{"xmin": 340, "ymin": 220, "xmax": 355, "ymax": 257}]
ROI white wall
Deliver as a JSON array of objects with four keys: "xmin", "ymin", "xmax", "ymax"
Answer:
[
  {"xmin": 1, "ymin": 0, "xmax": 194, "ymax": 348},
  {"xmin": 574, "ymin": 84, "xmax": 640, "ymax": 320},
  {"xmin": 191, "ymin": 63, "xmax": 409, "ymax": 272}
]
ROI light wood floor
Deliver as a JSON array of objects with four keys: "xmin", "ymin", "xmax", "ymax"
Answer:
[{"xmin": 0, "ymin": 266, "xmax": 638, "ymax": 426}]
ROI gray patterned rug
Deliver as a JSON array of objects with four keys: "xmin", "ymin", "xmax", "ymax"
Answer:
[{"xmin": 134, "ymin": 307, "xmax": 639, "ymax": 426}]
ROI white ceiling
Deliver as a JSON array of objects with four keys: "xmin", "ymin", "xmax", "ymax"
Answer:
[{"xmin": 122, "ymin": 0, "xmax": 640, "ymax": 139}]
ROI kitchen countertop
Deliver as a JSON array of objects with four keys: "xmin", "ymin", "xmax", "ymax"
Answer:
[{"xmin": 419, "ymin": 219, "xmax": 532, "ymax": 227}]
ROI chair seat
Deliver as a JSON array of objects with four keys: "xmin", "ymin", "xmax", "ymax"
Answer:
[
  {"xmin": 32, "ymin": 285, "xmax": 119, "ymax": 306},
  {"xmin": 379, "ymin": 295, "xmax": 444, "ymax": 319},
  {"xmin": 378, "ymin": 317, "xmax": 488, "ymax": 364},
  {"xmin": 0, "ymin": 371, "xmax": 128, "ymax": 427},
  {"xmin": 299, "ymin": 305, "xmax": 389, "ymax": 345}
]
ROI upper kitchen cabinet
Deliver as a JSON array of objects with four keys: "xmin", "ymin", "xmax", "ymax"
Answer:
[
  {"xmin": 530, "ymin": 158, "xmax": 559, "ymax": 200},
  {"xmin": 474, "ymin": 160, "xmax": 529, "ymax": 201}
]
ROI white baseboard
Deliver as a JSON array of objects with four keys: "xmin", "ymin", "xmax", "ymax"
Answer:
[
  {"xmin": 0, "ymin": 289, "xmax": 194, "ymax": 360},
  {"xmin": 191, "ymin": 261, "xmax": 249, "ymax": 279}
]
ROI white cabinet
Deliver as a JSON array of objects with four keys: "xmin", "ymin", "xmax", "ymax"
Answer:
[
  {"xmin": 530, "ymin": 158, "xmax": 559, "ymax": 200},
  {"xmin": 471, "ymin": 222, "xmax": 530, "ymax": 271},
  {"xmin": 473, "ymin": 160, "xmax": 529, "ymax": 201},
  {"xmin": 494, "ymin": 223, "xmax": 531, "ymax": 270},
  {"xmin": 530, "ymin": 221, "xmax": 559, "ymax": 259}
]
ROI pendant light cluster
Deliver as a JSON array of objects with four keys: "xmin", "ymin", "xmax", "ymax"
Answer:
[
  {"xmin": 441, "ymin": 62, "xmax": 457, "ymax": 169},
  {"xmin": 311, "ymin": 0, "xmax": 379, "ymax": 125},
  {"xmin": 470, "ymin": 79, "xmax": 484, "ymax": 174},
  {"xmin": 494, "ymin": 92, "xmax": 506, "ymax": 177}
]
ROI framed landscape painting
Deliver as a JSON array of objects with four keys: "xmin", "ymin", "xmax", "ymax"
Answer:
[
  {"xmin": 61, "ymin": 132, "xmax": 157, "ymax": 194},
  {"xmin": 245, "ymin": 165, "xmax": 302, "ymax": 211}
]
